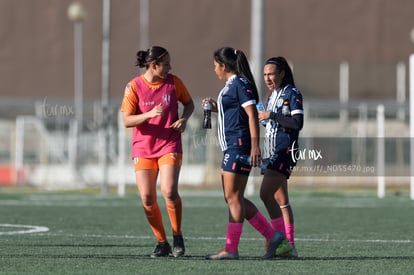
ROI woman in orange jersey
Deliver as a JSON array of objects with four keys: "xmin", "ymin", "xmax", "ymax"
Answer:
[{"xmin": 120, "ymin": 46, "xmax": 194, "ymax": 258}]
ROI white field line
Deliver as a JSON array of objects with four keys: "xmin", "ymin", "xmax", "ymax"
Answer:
[
  {"xmin": 1, "ymin": 225, "xmax": 412, "ymax": 244},
  {"xmin": 23, "ymin": 232, "xmax": 414, "ymax": 244},
  {"xmin": 0, "ymin": 224, "xmax": 49, "ymax": 235}
]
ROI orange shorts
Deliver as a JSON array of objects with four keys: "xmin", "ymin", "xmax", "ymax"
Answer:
[{"xmin": 133, "ymin": 153, "xmax": 182, "ymax": 171}]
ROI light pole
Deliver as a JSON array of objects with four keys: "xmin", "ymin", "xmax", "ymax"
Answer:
[
  {"xmin": 67, "ymin": 2, "xmax": 86, "ymax": 127},
  {"xmin": 250, "ymin": 0, "xmax": 264, "ymax": 99},
  {"xmin": 409, "ymin": 28, "xmax": 414, "ymax": 200},
  {"xmin": 101, "ymin": 0, "xmax": 111, "ymax": 194},
  {"xmin": 139, "ymin": 0, "xmax": 149, "ymax": 50},
  {"xmin": 67, "ymin": 1, "xmax": 86, "ymax": 177}
]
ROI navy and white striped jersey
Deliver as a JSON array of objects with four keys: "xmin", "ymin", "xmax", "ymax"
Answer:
[
  {"xmin": 262, "ymin": 84, "xmax": 304, "ymax": 159},
  {"xmin": 217, "ymin": 75, "xmax": 257, "ymax": 152}
]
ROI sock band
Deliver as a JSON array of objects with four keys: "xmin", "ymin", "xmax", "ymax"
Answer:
[
  {"xmin": 285, "ymin": 223, "xmax": 295, "ymax": 245},
  {"xmin": 166, "ymin": 197, "xmax": 182, "ymax": 236},
  {"xmin": 271, "ymin": 216, "xmax": 286, "ymax": 236},
  {"xmin": 225, "ymin": 222, "xmax": 243, "ymax": 254},
  {"xmin": 143, "ymin": 203, "xmax": 167, "ymax": 243},
  {"xmin": 247, "ymin": 211, "xmax": 274, "ymax": 240}
]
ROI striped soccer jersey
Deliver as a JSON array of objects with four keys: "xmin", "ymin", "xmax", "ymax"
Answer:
[{"xmin": 262, "ymin": 84, "xmax": 304, "ymax": 159}]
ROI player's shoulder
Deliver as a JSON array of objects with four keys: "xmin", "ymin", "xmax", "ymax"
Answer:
[
  {"xmin": 234, "ymin": 76, "xmax": 254, "ymax": 91},
  {"xmin": 170, "ymin": 73, "xmax": 186, "ymax": 86},
  {"xmin": 234, "ymin": 76, "xmax": 248, "ymax": 85},
  {"xmin": 125, "ymin": 77, "xmax": 138, "ymax": 91},
  {"xmin": 284, "ymin": 84, "xmax": 302, "ymax": 96},
  {"xmin": 168, "ymin": 73, "xmax": 182, "ymax": 81}
]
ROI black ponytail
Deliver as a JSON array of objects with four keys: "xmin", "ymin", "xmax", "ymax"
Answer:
[
  {"xmin": 136, "ymin": 46, "xmax": 168, "ymax": 68},
  {"xmin": 214, "ymin": 47, "xmax": 259, "ymax": 102}
]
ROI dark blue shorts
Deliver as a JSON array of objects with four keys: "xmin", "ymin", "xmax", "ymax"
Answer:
[
  {"xmin": 263, "ymin": 147, "xmax": 296, "ymax": 179},
  {"xmin": 221, "ymin": 148, "xmax": 251, "ymax": 176}
]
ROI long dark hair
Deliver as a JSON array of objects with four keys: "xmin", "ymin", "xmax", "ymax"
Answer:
[
  {"xmin": 136, "ymin": 46, "xmax": 169, "ymax": 69},
  {"xmin": 265, "ymin": 56, "xmax": 296, "ymax": 88},
  {"xmin": 214, "ymin": 47, "xmax": 259, "ymax": 102}
]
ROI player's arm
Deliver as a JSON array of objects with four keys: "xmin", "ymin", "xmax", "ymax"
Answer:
[
  {"xmin": 182, "ymin": 98, "xmax": 194, "ymax": 120},
  {"xmin": 122, "ymin": 104, "xmax": 164, "ymax": 128},
  {"xmin": 244, "ymin": 104, "xmax": 261, "ymax": 167},
  {"xmin": 268, "ymin": 92, "xmax": 304, "ymax": 130},
  {"xmin": 120, "ymin": 82, "xmax": 164, "ymax": 128},
  {"xmin": 270, "ymin": 112, "xmax": 303, "ymax": 130},
  {"xmin": 170, "ymin": 98, "xmax": 194, "ymax": 132},
  {"xmin": 170, "ymin": 76, "xmax": 195, "ymax": 132}
]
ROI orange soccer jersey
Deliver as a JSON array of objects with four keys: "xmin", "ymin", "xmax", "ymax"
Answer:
[{"xmin": 120, "ymin": 73, "xmax": 191, "ymax": 159}]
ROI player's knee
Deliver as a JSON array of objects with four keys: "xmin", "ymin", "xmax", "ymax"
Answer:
[
  {"xmin": 162, "ymin": 190, "xmax": 179, "ymax": 202},
  {"xmin": 224, "ymin": 193, "xmax": 240, "ymax": 206},
  {"xmin": 141, "ymin": 196, "xmax": 156, "ymax": 207}
]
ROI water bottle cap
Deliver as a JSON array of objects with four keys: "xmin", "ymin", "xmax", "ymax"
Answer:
[
  {"xmin": 256, "ymin": 102, "xmax": 265, "ymax": 111},
  {"xmin": 203, "ymin": 101, "xmax": 212, "ymax": 110}
]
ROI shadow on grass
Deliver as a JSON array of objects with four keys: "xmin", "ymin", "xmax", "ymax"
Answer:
[
  {"xmin": 4, "ymin": 244, "xmax": 414, "ymax": 261},
  {"xmin": 298, "ymin": 255, "xmax": 414, "ymax": 261},
  {"xmin": 3, "ymin": 254, "xmax": 414, "ymax": 261},
  {"xmin": 11, "ymin": 243, "xmax": 149, "ymax": 248}
]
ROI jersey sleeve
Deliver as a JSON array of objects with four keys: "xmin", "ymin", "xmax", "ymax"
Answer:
[
  {"xmin": 289, "ymin": 88, "xmax": 304, "ymax": 116},
  {"xmin": 172, "ymin": 75, "xmax": 192, "ymax": 104},
  {"xmin": 237, "ymin": 78, "xmax": 257, "ymax": 108},
  {"xmin": 120, "ymin": 80, "xmax": 139, "ymax": 114}
]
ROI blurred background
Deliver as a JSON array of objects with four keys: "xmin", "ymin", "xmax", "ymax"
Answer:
[{"xmin": 1, "ymin": 0, "xmax": 414, "ymax": 196}]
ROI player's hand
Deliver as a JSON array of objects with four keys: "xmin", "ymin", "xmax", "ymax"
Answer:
[
  {"xmin": 201, "ymin": 97, "xmax": 218, "ymax": 112},
  {"xmin": 148, "ymin": 103, "xmax": 164, "ymax": 118},
  {"xmin": 170, "ymin": 118, "xmax": 187, "ymax": 132},
  {"xmin": 250, "ymin": 146, "xmax": 261, "ymax": 167},
  {"xmin": 258, "ymin": 110, "xmax": 270, "ymax": 122}
]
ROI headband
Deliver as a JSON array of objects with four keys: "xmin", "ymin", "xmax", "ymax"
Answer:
[
  {"xmin": 157, "ymin": 50, "xmax": 169, "ymax": 60},
  {"xmin": 265, "ymin": 59, "xmax": 279, "ymax": 65},
  {"xmin": 146, "ymin": 50, "xmax": 169, "ymax": 65}
]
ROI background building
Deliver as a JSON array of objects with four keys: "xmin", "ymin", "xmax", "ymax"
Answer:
[
  {"xmin": 1, "ymin": 0, "xmax": 414, "ymax": 191},
  {"xmin": 1, "ymin": 0, "xmax": 414, "ymax": 108}
]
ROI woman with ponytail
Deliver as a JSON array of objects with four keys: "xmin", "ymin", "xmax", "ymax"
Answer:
[
  {"xmin": 258, "ymin": 56, "xmax": 304, "ymax": 258},
  {"xmin": 203, "ymin": 47, "xmax": 287, "ymax": 260},
  {"xmin": 121, "ymin": 46, "xmax": 194, "ymax": 258}
]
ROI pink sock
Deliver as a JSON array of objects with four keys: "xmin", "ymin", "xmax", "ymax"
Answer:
[
  {"xmin": 247, "ymin": 211, "xmax": 274, "ymax": 240},
  {"xmin": 271, "ymin": 217, "xmax": 286, "ymax": 236},
  {"xmin": 285, "ymin": 223, "xmax": 295, "ymax": 245},
  {"xmin": 225, "ymin": 222, "xmax": 243, "ymax": 254}
]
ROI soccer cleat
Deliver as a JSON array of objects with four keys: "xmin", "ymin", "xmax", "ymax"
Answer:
[
  {"xmin": 275, "ymin": 238, "xmax": 294, "ymax": 256},
  {"xmin": 278, "ymin": 245, "xmax": 298, "ymax": 258},
  {"xmin": 150, "ymin": 242, "xmax": 171, "ymax": 258},
  {"xmin": 206, "ymin": 248, "xmax": 239, "ymax": 260},
  {"xmin": 261, "ymin": 231, "xmax": 284, "ymax": 260},
  {"xmin": 172, "ymin": 235, "xmax": 185, "ymax": 258}
]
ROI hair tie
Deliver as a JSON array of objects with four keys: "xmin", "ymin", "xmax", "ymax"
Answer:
[
  {"xmin": 234, "ymin": 49, "xmax": 238, "ymax": 55},
  {"xmin": 157, "ymin": 50, "xmax": 168, "ymax": 60}
]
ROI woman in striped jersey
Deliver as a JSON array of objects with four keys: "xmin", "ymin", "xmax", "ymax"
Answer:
[{"xmin": 257, "ymin": 56, "xmax": 304, "ymax": 257}]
